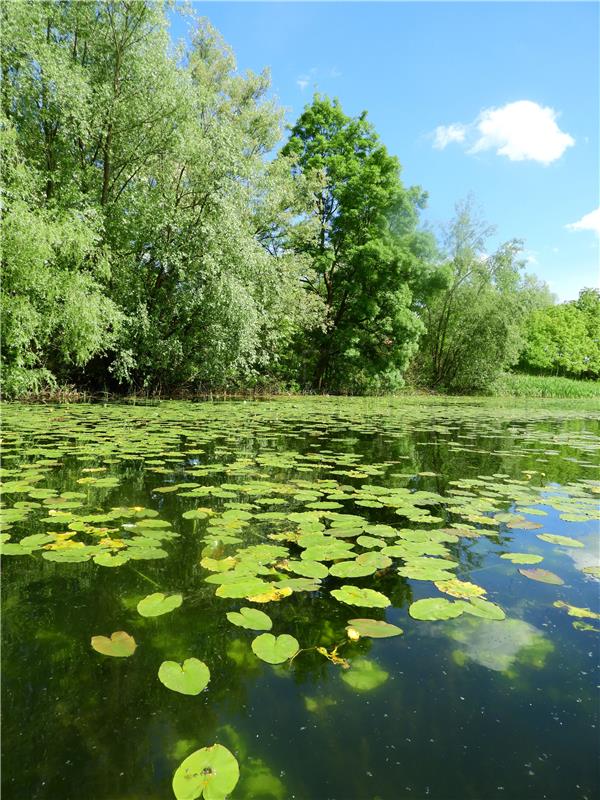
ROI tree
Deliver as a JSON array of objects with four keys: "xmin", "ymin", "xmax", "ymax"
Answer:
[
  {"xmin": 416, "ymin": 200, "xmax": 538, "ymax": 392},
  {"xmin": 281, "ymin": 96, "xmax": 433, "ymax": 393},
  {"xmin": 520, "ymin": 288, "xmax": 600, "ymax": 378},
  {"xmin": 1, "ymin": 2, "xmax": 313, "ymax": 394}
]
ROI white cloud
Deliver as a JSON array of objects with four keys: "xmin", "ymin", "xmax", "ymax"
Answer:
[
  {"xmin": 433, "ymin": 123, "xmax": 467, "ymax": 149},
  {"xmin": 432, "ymin": 100, "xmax": 574, "ymax": 165},
  {"xmin": 296, "ymin": 75, "xmax": 309, "ymax": 91},
  {"xmin": 566, "ymin": 207, "xmax": 600, "ymax": 236}
]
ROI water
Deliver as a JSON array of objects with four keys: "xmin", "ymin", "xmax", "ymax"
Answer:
[{"xmin": 1, "ymin": 397, "xmax": 599, "ymax": 800}]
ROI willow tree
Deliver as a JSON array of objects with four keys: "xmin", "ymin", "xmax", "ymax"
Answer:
[
  {"xmin": 281, "ymin": 96, "xmax": 433, "ymax": 393},
  {"xmin": 2, "ymin": 1, "xmax": 313, "ymax": 394}
]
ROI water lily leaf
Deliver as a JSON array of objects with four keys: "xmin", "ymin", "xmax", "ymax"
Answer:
[
  {"xmin": 409, "ymin": 597, "xmax": 465, "ymax": 621},
  {"xmin": 329, "ymin": 560, "xmax": 376, "ymax": 578},
  {"xmin": 462, "ymin": 597, "xmax": 506, "ymax": 620},
  {"xmin": 500, "ymin": 553, "xmax": 544, "ymax": 565},
  {"xmin": 226, "ymin": 607, "xmax": 272, "ymax": 630},
  {"xmin": 341, "ymin": 657, "xmax": 389, "ymax": 692},
  {"xmin": 251, "ymin": 633, "xmax": 299, "ymax": 664},
  {"xmin": 215, "ymin": 579, "xmax": 270, "ymax": 599},
  {"xmin": 356, "ymin": 551, "xmax": 392, "ymax": 570},
  {"xmin": 572, "ymin": 621, "xmax": 600, "ymax": 632},
  {"xmin": 536, "ymin": 533, "xmax": 584, "ymax": 548},
  {"xmin": 434, "ymin": 579, "xmax": 486, "ymax": 599},
  {"xmin": 137, "ymin": 592, "xmax": 183, "ymax": 617},
  {"xmin": 182, "ymin": 509, "xmax": 209, "ymax": 520},
  {"xmin": 94, "ymin": 552, "xmax": 130, "ymax": 567},
  {"xmin": 519, "ymin": 568, "xmax": 564, "ymax": 585},
  {"xmin": 553, "ymin": 600, "xmax": 600, "ymax": 620},
  {"xmin": 158, "ymin": 658, "xmax": 210, "ymax": 695},
  {"xmin": 42, "ymin": 550, "xmax": 91, "ymax": 563},
  {"xmin": 248, "ymin": 586, "xmax": 293, "ymax": 603},
  {"xmin": 1, "ymin": 543, "xmax": 35, "ymax": 556},
  {"xmin": 285, "ymin": 560, "xmax": 329, "ymax": 579},
  {"xmin": 91, "ymin": 631, "xmax": 136, "ymax": 657},
  {"xmin": 172, "ymin": 743, "xmax": 239, "ymax": 800},
  {"xmin": 346, "ymin": 618, "xmax": 403, "ymax": 639},
  {"xmin": 19, "ymin": 533, "xmax": 54, "ymax": 547},
  {"xmin": 331, "ymin": 585, "xmax": 390, "ymax": 608}
]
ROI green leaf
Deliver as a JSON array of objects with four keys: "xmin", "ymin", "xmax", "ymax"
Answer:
[
  {"xmin": 226, "ymin": 607, "xmax": 272, "ymax": 631},
  {"xmin": 519, "ymin": 568, "xmax": 564, "ymax": 585},
  {"xmin": 172, "ymin": 744, "xmax": 239, "ymax": 800},
  {"xmin": 409, "ymin": 597, "xmax": 465, "ymax": 621},
  {"xmin": 251, "ymin": 633, "xmax": 299, "ymax": 664},
  {"xmin": 536, "ymin": 533, "xmax": 584, "ymax": 548},
  {"xmin": 346, "ymin": 618, "xmax": 403, "ymax": 638},
  {"xmin": 158, "ymin": 658, "xmax": 210, "ymax": 695},
  {"xmin": 91, "ymin": 631, "xmax": 136, "ymax": 658},
  {"xmin": 500, "ymin": 552, "xmax": 544, "ymax": 565},
  {"xmin": 330, "ymin": 585, "xmax": 390, "ymax": 608},
  {"xmin": 137, "ymin": 592, "xmax": 183, "ymax": 617}
]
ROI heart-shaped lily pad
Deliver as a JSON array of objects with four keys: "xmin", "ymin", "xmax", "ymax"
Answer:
[
  {"xmin": 226, "ymin": 607, "xmax": 272, "ymax": 631},
  {"xmin": 500, "ymin": 553, "xmax": 543, "ymax": 565},
  {"xmin": 519, "ymin": 568, "xmax": 564, "ymax": 585},
  {"xmin": 251, "ymin": 633, "xmax": 299, "ymax": 664},
  {"xmin": 346, "ymin": 618, "xmax": 403, "ymax": 639},
  {"xmin": 329, "ymin": 560, "xmax": 376, "ymax": 578},
  {"xmin": 172, "ymin": 743, "xmax": 239, "ymax": 800},
  {"xmin": 409, "ymin": 597, "xmax": 465, "ymax": 621},
  {"xmin": 462, "ymin": 597, "xmax": 506, "ymax": 620},
  {"xmin": 91, "ymin": 631, "xmax": 137, "ymax": 657},
  {"xmin": 158, "ymin": 658, "xmax": 210, "ymax": 695},
  {"xmin": 331, "ymin": 585, "xmax": 390, "ymax": 608},
  {"xmin": 137, "ymin": 592, "xmax": 183, "ymax": 617}
]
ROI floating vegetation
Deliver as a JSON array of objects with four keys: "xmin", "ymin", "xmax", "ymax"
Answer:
[
  {"xmin": 2, "ymin": 397, "xmax": 599, "ymax": 798},
  {"xmin": 91, "ymin": 631, "xmax": 137, "ymax": 658},
  {"xmin": 158, "ymin": 658, "xmax": 211, "ymax": 695}
]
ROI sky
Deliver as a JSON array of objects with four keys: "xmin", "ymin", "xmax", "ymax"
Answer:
[{"xmin": 169, "ymin": 2, "xmax": 599, "ymax": 301}]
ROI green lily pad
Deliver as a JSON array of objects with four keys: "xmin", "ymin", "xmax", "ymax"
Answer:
[
  {"xmin": 500, "ymin": 553, "xmax": 544, "ymax": 565},
  {"xmin": 94, "ymin": 552, "xmax": 130, "ymax": 567},
  {"xmin": 519, "ymin": 568, "xmax": 564, "ymax": 585},
  {"xmin": 226, "ymin": 607, "xmax": 272, "ymax": 631},
  {"xmin": 330, "ymin": 585, "xmax": 390, "ymax": 608},
  {"xmin": 182, "ymin": 509, "xmax": 209, "ymax": 520},
  {"xmin": 536, "ymin": 533, "xmax": 584, "ymax": 548},
  {"xmin": 409, "ymin": 597, "xmax": 465, "ymax": 621},
  {"xmin": 158, "ymin": 658, "xmax": 210, "ymax": 695},
  {"xmin": 329, "ymin": 560, "xmax": 376, "ymax": 578},
  {"xmin": 346, "ymin": 618, "xmax": 403, "ymax": 638},
  {"xmin": 462, "ymin": 597, "xmax": 506, "ymax": 620},
  {"xmin": 91, "ymin": 631, "xmax": 136, "ymax": 658},
  {"xmin": 251, "ymin": 633, "xmax": 299, "ymax": 664},
  {"xmin": 341, "ymin": 657, "xmax": 389, "ymax": 692},
  {"xmin": 553, "ymin": 600, "xmax": 600, "ymax": 620},
  {"xmin": 137, "ymin": 592, "xmax": 183, "ymax": 617},
  {"xmin": 286, "ymin": 560, "xmax": 329, "ymax": 578},
  {"xmin": 172, "ymin": 743, "xmax": 239, "ymax": 800}
]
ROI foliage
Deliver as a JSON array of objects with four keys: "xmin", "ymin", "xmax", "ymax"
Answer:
[
  {"xmin": 281, "ymin": 95, "xmax": 435, "ymax": 393},
  {"xmin": 1, "ymin": 1, "xmax": 314, "ymax": 395},
  {"xmin": 491, "ymin": 373, "xmax": 600, "ymax": 399},
  {"xmin": 519, "ymin": 288, "xmax": 600, "ymax": 379},
  {"xmin": 414, "ymin": 199, "xmax": 553, "ymax": 393}
]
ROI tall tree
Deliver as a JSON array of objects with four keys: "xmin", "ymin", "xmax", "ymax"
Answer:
[
  {"xmin": 416, "ymin": 200, "xmax": 543, "ymax": 392},
  {"xmin": 281, "ymin": 96, "xmax": 432, "ymax": 392}
]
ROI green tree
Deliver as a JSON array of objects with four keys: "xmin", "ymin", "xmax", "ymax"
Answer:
[
  {"xmin": 520, "ymin": 288, "xmax": 600, "ymax": 378},
  {"xmin": 1, "ymin": 2, "xmax": 313, "ymax": 394},
  {"xmin": 281, "ymin": 96, "xmax": 432, "ymax": 393},
  {"xmin": 416, "ymin": 200, "xmax": 538, "ymax": 392}
]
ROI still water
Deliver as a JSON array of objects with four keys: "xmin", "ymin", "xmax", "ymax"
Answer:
[{"xmin": 1, "ymin": 397, "xmax": 599, "ymax": 800}]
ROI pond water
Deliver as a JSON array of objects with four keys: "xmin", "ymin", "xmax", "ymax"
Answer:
[{"xmin": 1, "ymin": 397, "xmax": 599, "ymax": 800}]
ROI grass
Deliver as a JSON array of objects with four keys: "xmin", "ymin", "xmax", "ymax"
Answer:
[{"xmin": 492, "ymin": 373, "xmax": 600, "ymax": 399}]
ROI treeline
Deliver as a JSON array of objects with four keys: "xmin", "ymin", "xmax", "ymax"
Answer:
[{"xmin": 2, "ymin": 1, "xmax": 598, "ymax": 398}]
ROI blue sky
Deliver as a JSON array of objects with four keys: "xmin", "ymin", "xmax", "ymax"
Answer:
[{"xmin": 169, "ymin": 2, "xmax": 599, "ymax": 301}]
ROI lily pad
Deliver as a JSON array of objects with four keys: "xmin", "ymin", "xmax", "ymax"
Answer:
[
  {"xmin": 91, "ymin": 631, "xmax": 136, "ymax": 658},
  {"xmin": 331, "ymin": 585, "xmax": 390, "ymax": 608},
  {"xmin": 462, "ymin": 597, "xmax": 506, "ymax": 620},
  {"xmin": 553, "ymin": 600, "xmax": 600, "ymax": 620},
  {"xmin": 409, "ymin": 597, "xmax": 465, "ymax": 621},
  {"xmin": 346, "ymin": 618, "xmax": 403, "ymax": 639},
  {"xmin": 137, "ymin": 592, "xmax": 183, "ymax": 617},
  {"xmin": 158, "ymin": 658, "xmax": 210, "ymax": 695},
  {"xmin": 500, "ymin": 553, "xmax": 543, "ymax": 565},
  {"xmin": 519, "ymin": 568, "xmax": 564, "ymax": 585},
  {"xmin": 251, "ymin": 633, "xmax": 299, "ymax": 664},
  {"xmin": 329, "ymin": 560, "xmax": 376, "ymax": 578},
  {"xmin": 434, "ymin": 579, "xmax": 486, "ymax": 599},
  {"xmin": 536, "ymin": 533, "xmax": 584, "ymax": 548},
  {"xmin": 172, "ymin": 743, "xmax": 239, "ymax": 800},
  {"xmin": 226, "ymin": 607, "xmax": 272, "ymax": 631}
]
